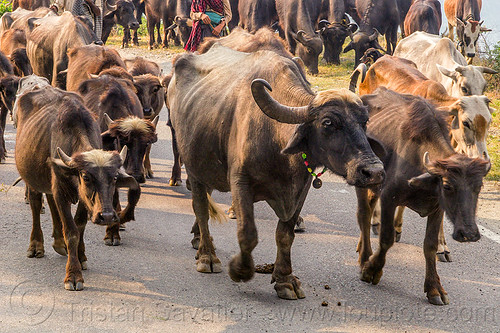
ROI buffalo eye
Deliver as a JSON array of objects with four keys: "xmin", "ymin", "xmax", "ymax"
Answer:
[
  {"xmin": 442, "ymin": 183, "xmax": 453, "ymax": 192},
  {"xmin": 82, "ymin": 174, "xmax": 91, "ymax": 183},
  {"xmin": 462, "ymin": 121, "xmax": 471, "ymax": 129},
  {"xmin": 461, "ymin": 86, "xmax": 468, "ymax": 94},
  {"xmin": 322, "ymin": 119, "xmax": 332, "ymax": 127},
  {"xmin": 153, "ymin": 86, "xmax": 160, "ymax": 93}
]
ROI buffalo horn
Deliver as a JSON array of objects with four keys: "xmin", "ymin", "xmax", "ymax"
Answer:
[
  {"xmin": 152, "ymin": 115, "xmax": 159, "ymax": 127},
  {"xmin": 104, "ymin": 113, "xmax": 113, "ymax": 127},
  {"xmin": 106, "ymin": 2, "xmax": 117, "ymax": 12},
  {"xmin": 422, "ymin": 151, "xmax": 433, "ymax": 174},
  {"xmin": 369, "ymin": 29, "xmax": 379, "ymax": 41},
  {"xmin": 251, "ymin": 79, "xmax": 311, "ymax": 124},
  {"xmin": 166, "ymin": 22, "xmax": 177, "ymax": 31},
  {"xmin": 318, "ymin": 20, "xmax": 330, "ymax": 30},
  {"xmin": 119, "ymin": 145, "xmax": 128, "ymax": 162},
  {"xmin": 57, "ymin": 147, "xmax": 73, "ymax": 166}
]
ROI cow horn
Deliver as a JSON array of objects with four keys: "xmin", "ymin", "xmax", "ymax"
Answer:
[
  {"xmin": 294, "ymin": 30, "xmax": 309, "ymax": 45},
  {"xmin": 422, "ymin": 152, "xmax": 432, "ymax": 172},
  {"xmin": 104, "ymin": 113, "xmax": 113, "ymax": 127},
  {"xmin": 251, "ymin": 79, "xmax": 311, "ymax": 124},
  {"xmin": 106, "ymin": 2, "xmax": 117, "ymax": 12},
  {"xmin": 166, "ymin": 22, "xmax": 177, "ymax": 31},
  {"xmin": 57, "ymin": 147, "xmax": 73, "ymax": 166},
  {"xmin": 369, "ymin": 29, "xmax": 379, "ymax": 41},
  {"xmin": 119, "ymin": 145, "xmax": 128, "ymax": 162},
  {"xmin": 349, "ymin": 63, "xmax": 367, "ymax": 92},
  {"xmin": 152, "ymin": 115, "xmax": 159, "ymax": 127},
  {"xmin": 318, "ymin": 20, "xmax": 330, "ymax": 30},
  {"xmin": 476, "ymin": 66, "xmax": 498, "ymax": 74}
]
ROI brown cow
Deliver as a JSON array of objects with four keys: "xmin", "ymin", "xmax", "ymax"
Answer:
[
  {"xmin": 65, "ymin": 44, "xmax": 126, "ymax": 91},
  {"xmin": 350, "ymin": 55, "xmax": 493, "ymax": 261},
  {"xmin": 11, "ymin": 0, "xmax": 50, "ymax": 10},
  {"xmin": 356, "ymin": 87, "xmax": 489, "ymax": 305},
  {"xmin": 0, "ymin": 28, "xmax": 27, "ymax": 55},
  {"xmin": 15, "ymin": 80, "xmax": 140, "ymax": 290},
  {"xmin": 124, "ymin": 56, "xmax": 161, "ymax": 76},
  {"xmin": 404, "ymin": 0, "xmax": 442, "ymax": 36},
  {"xmin": 0, "ymin": 52, "xmax": 17, "ymax": 163}
]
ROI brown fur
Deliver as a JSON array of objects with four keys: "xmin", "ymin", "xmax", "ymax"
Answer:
[
  {"xmin": 124, "ymin": 57, "xmax": 160, "ymax": 76},
  {"xmin": 0, "ymin": 29, "xmax": 27, "ymax": 55}
]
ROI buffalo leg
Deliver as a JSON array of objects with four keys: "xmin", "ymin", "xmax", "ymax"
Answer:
[
  {"xmin": 54, "ymin": 187, "xmax": 83, "ymax": 291},
  {"xmin": 191, "ymin": 180, "xmax": 221, "ymax": 273},
  {"xmin": 104, "ymin": 223, "xmax": 121, "ymax": 246},
  {"xmin": 74, "ymin": 202, "xmax": 88, "ymax": 269},
  {"xmin": 146, "ymin": 15, "xmax": 156, "ymax": 50},
  {"xmin": 0, "ymin": 105, "xmax": 7, "ymax": 163},
  {"xmin": 46, "ymin": 194, "xmax": 67, "ymax": 256},
  {"xmin": 132, "ymin": 28, "xmax": 139, "ymax": 46},
  {"xmin": 360, "ymin": 193, "xmax": 397, "ymax": 285},
  {"xmin": 355, "ymin": 186, "xmax": 379, "ymax": 266},
  {"xmin": 272, "ymin": 189, "xmax": 308, "ymax": 300},
  {"xmin": 228, "ymin": 177, "xmax": 257, "ymax": 282},
  {"xmin": 371, "ymin": 200, "xmax": 381, "ymax": 235},
  {"xmin": 122, "ymin": 27, "xmax": 130, "ymax": 48},
  {"xmin": 156, "ymin": 22, "xmax": 162, "ymax": 46},
  {"xmin": 394, "ymin": 206, "xmax": 404, "ymax": 242},
  {"xmin": 144, "ymin": 145, "xmax": 154, "ymax": 179},
  {"xmin": 436, "ymin": 218, "xmax": 452, "ymax": 262},
  {"xmin": 27, "ymin": 187, "xmax": 44, "ymax": 258},
  {"xmin": 169, "ymin": 125, "xmax": 182, "ymax": 186},
  {"xmin": 424, "ymin": 209, "xmax": 449, "ymax": 305}
]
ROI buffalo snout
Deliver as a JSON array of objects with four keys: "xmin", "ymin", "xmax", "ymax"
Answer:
[
  {"xmin": 452, "ymin": 227, "xmax": 481, "ymax": 242},
  {"xmin": 466, "ymin": 53, "xmax": 475, "ymax": 58},
  {"xmin": 95, "ymin": 211, "xmax": 119, "ymax": 225},
  {"xmin": 355, "ymin": 162, "xmax": 385, "ymax": 187},
  {"xmin": 130, "ymin": 21, "xmax": 140, "ymax": 29},
  {"xmin": 143, "ymin": 108, "xmax": 152, "ymax": 117}
]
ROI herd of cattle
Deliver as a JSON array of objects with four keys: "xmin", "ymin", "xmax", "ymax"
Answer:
[{"xmin": 0, "ymin": 0, "xmax": 497, "ymax": 307}]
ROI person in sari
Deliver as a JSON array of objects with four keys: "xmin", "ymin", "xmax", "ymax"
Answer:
[{"xmin": 184, "ymin": 0, "xmax": 232, "ymax": 52}]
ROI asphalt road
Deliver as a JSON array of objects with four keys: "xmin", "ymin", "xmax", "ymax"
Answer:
[{"xmin": 1, "ymin": 105, "xmax": 499, "ymax": 333}]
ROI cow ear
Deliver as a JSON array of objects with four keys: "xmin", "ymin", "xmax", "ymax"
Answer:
[
  {"xmin": 367, "ymin": 135, "xmax": 386, "ymax": 160},
  {"xmin": 436, "ymin": 64, "xmax": 458, "ymax": 81},
  {"xmin": 281, "ymin": 123, "xmax": 308, "ymax": 155},
  {"xmin": 343, "ymin": 42, "xmax": 353, "ymax": 53},
  {"xmin": 408, "ymin": 173, "xmax": 439, "ymax": 191},
  {"xmin": 51, "ymin": 158, "xmax": 79, "ymax": 176},
  {"xmin": 27, "ymin": 18, "xmax": 40, "ymax": 31},
  {"xmin": 116, "ymin": 168, "xmax": 139, "ymax": 190}
]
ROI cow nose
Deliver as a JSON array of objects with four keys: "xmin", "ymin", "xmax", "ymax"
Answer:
[
  {"xmin": 143, "ymin": 108, "xmax": 152, "ymax": 117},
  {"xmin": 98, "ymin": 211, "xmax": 117, "ymax": 224},
  {"xmin": 452, "ymin": 228, "xmax": 481, "ymax": 242},
  {"xmin": 130, "ymin": 22, "xmax": 139, "ymax": 29},
  {"xmin": 134, "ymin": 174, "xmax": 146, "ymax": 183},
  {"xmin": 359, "ymin": 163, "xmax": 385, "ymax": 185},
  {"xmin": 466, "ymin": 53, "xmax": 475, "ymax": 58}
]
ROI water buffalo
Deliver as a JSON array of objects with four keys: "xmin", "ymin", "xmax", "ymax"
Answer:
[
  {"xmin": 238, "ymin": 0, "xmax": 278, "ymax": 33},
  {"xmin": 15, "ymin": 81, "xmax": 140, "ymax": 290},
  {"xmin": 27, "ymin": 12, "xmax": 99, "ymax": 86},
  {"xmin": 394, "ymin": 32, "xmax": 497, "ymax": 98},
  {"xmin": 65, "ymin": 44, "xmax": 126, "ymax": 91},
  {"xmin": 168, "ymin": 45, "xmax": 385, "ymax": 299},
  {"xmin": 350, "ymin": 55, "xmax": 494, "ymax": 261},
  {"xmin": 404, "ymin": 0, "xmax": 442, "ymax": 36},
  {"xmin": 444, "ymin": 0, "xmax": 489, "ymax": 62},
  {"xmin": 344, "ymin": 0, "xmax": 399, "ymax": 65},
  {"xmin": 11, "ymin": 0, "xmax": 50, "ymax": 10},
  {"xmin": 356, "ymin": 87, "xmax": 489, "ymax": 305},
  {"xmin": 276, "ymin": 0, "xmax": 323, "ymax": 74},
  {"xmin": 102, "ymin": 0, "xmax": 140, "ymax": 48}
]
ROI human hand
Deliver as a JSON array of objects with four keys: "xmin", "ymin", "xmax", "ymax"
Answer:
[{"xmin": 201, "ymin": 13, "xmax": 211, "ymax": 24}]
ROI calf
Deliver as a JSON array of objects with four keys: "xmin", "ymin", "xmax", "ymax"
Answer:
[
  {"xmin": 15, "ymin": 82, "xmax": 139, "ymax": 290},
  {"xmin": 102, "ymin": 0, "xmax": 140, "ymax": 48},
  {"xmin": 350, "ymin": 55, "xmax": 493, "ymax": 260},
  {"xmin": 356, "ymin": 87, "xmax": 489, "ymax": 305}
]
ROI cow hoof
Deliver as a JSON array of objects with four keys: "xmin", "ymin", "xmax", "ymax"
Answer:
[
  {"xmin": 196, "ymin": 254, "xmax": 222, "ymax": 273},
  {"xmin": 52, "ymin": 240, "xmax": 67, "ymax": 256},
  {"xmin": 64, "ymin": 281, "xmax": 84, "ymax": 291},
  {"xmin": 40, "ymin": 205, "xmax": 45, "ymax": 214},
  {"xmin": 274, "ymin": 274, "xmax": 305, "ymax": 300},
  {"xmin": 0, "ymin": 157, "xmax": 5, "ymax": 164},
  {"xmin": 427, "ymin": 294, "xmax": 449, "ymax": 306},
  {"xmin": 191, "ymin": 236, "xmax": 200, "ymax": 250},
  {"xmin": 81, "ymin": 261, "xmax": 88, "ymax": 270},
  {"xmin": 437, "ymin": 252, "xmax": 452, "ymax": 262},
  {"xmin": 294, "ymin": 216, "xmax": 305, "ymax": 232},
  {"xmin": 371, "ymin": 223, "xmax": 380, "ymax": 235},
  {"xmin": 169, "ymin": 178, "xmax": 181, "ymax": 186},
  {"xmin": 27, "ymin": 241, "xmax": 44, "ymax": 258},
  {"xmin": 395, "ymin": 231, "xmax": 401, "ymax": 242},
  {"xmin": 229, "ymin": 253, "xmax": 255, "ymax": 282},
  {"xmin": 119, "ymin": 224, "xmax": 126, "ymax": 231},
  {"xmin": 104, "ymin": 237, "xmax": 121, "ymax": 246},
  {"xmin": 360, "ymin": 265, "xmax": 383, "ymax": 285},
  {"xmin": 146, "ymin": 170, "xmax": 154, "ymax": 179}
]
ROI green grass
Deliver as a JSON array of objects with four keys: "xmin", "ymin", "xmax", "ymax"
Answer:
[{"xmin": 486, "ymin": 99, "xmax": 500, "ymax": 181}]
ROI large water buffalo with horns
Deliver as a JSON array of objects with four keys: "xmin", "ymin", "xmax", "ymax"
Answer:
[
  {"xmin": 167, "ymin": 44, "xmax": 385, "ymax": 300},
  {"xmin": 14, "ymin": 80, "xmax": 140, "ymax": 290}
]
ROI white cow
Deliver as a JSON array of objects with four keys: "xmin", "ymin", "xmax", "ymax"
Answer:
[{"xmin": 394, "ymin": 31, "xmax": 497, "ymax": 98}]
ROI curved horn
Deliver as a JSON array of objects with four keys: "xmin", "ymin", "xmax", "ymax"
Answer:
[
  {"xmin": 152, "ymin": 115, "xmax": 159, "ymax": 127},
  {"xmin": 106, "ymin": 2, "xmax": 117, "ymax": 12},
  {"xmin": 295, "ymin": 30, "xmax": 308, "ymax": 44},
  {"xmin": 166, "ymin": 22, "xmax": 177, "ymax": 31},
  {"xmin": 251, "ymin": 79, "xmax": 311, "ymax": 124},
  {"xmin": 104, "ymin": 113, "xmax": 113, "ymax": 128},
  {"xmin": 119, "ymin": 145, "xmax": 128, "ymax": 162},
  {"xmin": 318, "ymin": 19, "xmax": 330, "ymax": 30},
  {"xmin": 369, "ymin": 29, "xmax": 379, "ymax": 41},
  {"xmin": 349, "ymin": 63, "xmax": 367, "ymax": 92},
  {"xmin": 57, "ymin": 147, "xmax": 72, "ymax": 166},
  {"xmin": 423, "ymin": 151, "xmax": 432, "ymax": 173}
]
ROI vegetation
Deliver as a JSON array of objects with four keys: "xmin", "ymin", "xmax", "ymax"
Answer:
[{"xmin": 0, "ymin": 0, "xmax": 11, "ymax": 17}]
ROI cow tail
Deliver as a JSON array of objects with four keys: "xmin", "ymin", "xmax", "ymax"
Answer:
[
  {"xmin": 4, "ymin": 177, "xmax": 23, "ymax": 193},
  {"xmin": 207, "ymin": 193, "xmax": 227, "ymax": 224},
  {"xmin": 349, "ymin": 63, "xmax": 367, "ymax": 93}
]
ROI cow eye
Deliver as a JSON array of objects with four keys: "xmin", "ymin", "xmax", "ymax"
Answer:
[
  {"xmin": 82, "ymin": 174, "xmax": 90, "ymax": 183},
  {"xmin": 461, "ymin": 87, "xmax": 468, "ymax": 94},
  {"xmin": 322, "ymin": 119, "xmax": 332, "ymax": 127},
  {"xmin": 462, "ymin": 121, "xmax": 471, "ymax": 129}
]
